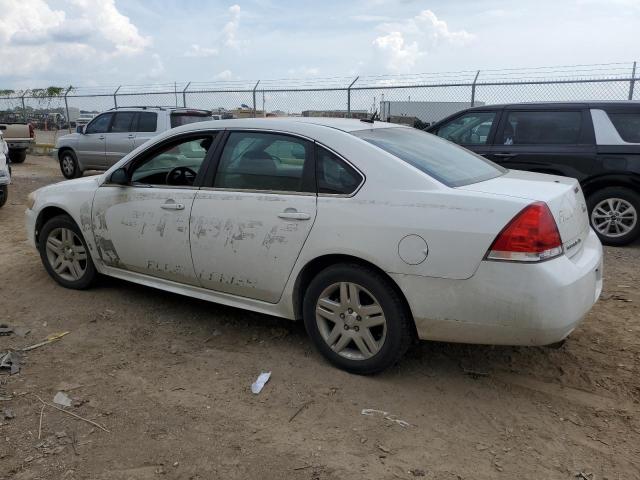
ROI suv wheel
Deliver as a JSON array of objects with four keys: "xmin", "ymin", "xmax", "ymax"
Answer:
[
  {"xmin": 60, "ymin": 150, "xmax": 81, "ymax": 179},
  {"xmin": 588, "ymin": 187, "xmax": 640, "ymax": 246},
  {"xmin": 38, "ymin": 215, "xmax": 97, "ymax": 289},
  {"xmin": 303, "ymin": 263, "xmax": 414, "ymax": 374}
]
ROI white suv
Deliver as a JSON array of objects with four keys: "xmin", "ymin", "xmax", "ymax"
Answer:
[{"xmin": 54, "ymin": 107, "xmax": 212, "ymax": 179}]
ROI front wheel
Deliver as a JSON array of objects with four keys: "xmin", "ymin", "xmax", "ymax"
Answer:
[
  {"xmin": 588, "ymin": 187, "xmax": 640, "ymax": 246},
  {"xmin": 303, "ymin": 264, "xmax": 414, "ymax": 374},
  {"xmin": 38, "ymin": 215, "xmax": 97, "ymax": 289},
  {"xmin": 59, "ymin": 150, "xmax": 81, "ymax": 179},
  {"xmin": 0, "ymin": 185, "xmax": 7, "ymax": 208}
]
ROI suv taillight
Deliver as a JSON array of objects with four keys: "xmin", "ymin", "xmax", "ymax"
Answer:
[
  {"xmin": 28, "ymin": 123, "xmax": 35, "ymax": 139},
  {"xmin": 486, "ymin": 202, "xmax": 563, "ymax": 262}
]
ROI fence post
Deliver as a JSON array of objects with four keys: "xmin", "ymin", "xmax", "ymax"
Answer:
[
  {"xmin": 21, "ymin": 92, "xmax": 26, "ymax": 122},
  {"xmin": 113, "ymin": 86, "xmax": 121, "ymax": 109},
  {"xmin": 64, "ymin": 86, "xmax": 72, "ymax": 133},
  {"xmin": 470, "ymin": 70, "xmax": 480, "ymax": 107},
  {"xmin": 629, "ymin": 61, "xmax": 637, "ymax": 101},
  {"xmin": 347, "ymin": 76, "xmax": 359, "ymax": 118},
  {"xmin": 252, "ymin": 81, "xmax": 260, "ymax": 117},
  {"xmin": 182, "ymin": 82, "xmax": 191, "ymax": 108}
]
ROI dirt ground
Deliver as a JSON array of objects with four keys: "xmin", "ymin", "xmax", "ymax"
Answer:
[{"xmin": 1, "ymin": 155, "xmax": 639, "ymax": 480}]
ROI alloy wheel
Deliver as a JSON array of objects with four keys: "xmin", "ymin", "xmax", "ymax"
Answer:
[
  {"xmin": 591, "ymin": 198, "xmax": 637, "ymax": 238},
  {"xmin": 61, "ymin": 155, "xmax": 75, "ymax": 177},
  {"xmin": 45, "ymin": 227, "xmax": 88, "ymax": 281},
  {"xmin": 315, "ymin": 282, "xmax": 387, "ymax": 360}
]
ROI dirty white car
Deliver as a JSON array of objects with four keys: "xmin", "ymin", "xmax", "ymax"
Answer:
[
  {"xmin": 25, "ymin": 118, "xmax": 603, "ymax": 373},
  {"xmin": 0, "ymin": 131, "xmax": 10, "ymax": 208}
]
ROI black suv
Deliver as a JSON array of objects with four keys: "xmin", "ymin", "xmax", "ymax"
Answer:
[{"xmin": 427, "ymin": 102, "xmax": 640, "ymax": 245}]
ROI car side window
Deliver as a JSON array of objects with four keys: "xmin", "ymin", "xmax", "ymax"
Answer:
[
  {"xmin": 502, "ymin": 111, "xmax": 582, "ymax": 145},
  {"xmin": 214, "ymin": 132, "xmax": 313, "ymax": 193},
  {"xmin": 135, "ymin": 112, "xmax": 158, "ymax": 133},
  {"xmin": 129, "ymin": 134, "xmax": 216, "ymax": 187},
  {"xmin": 85, "ymin": 113, "xmax": 113, "ymax": 134},
  {"xmin": 317, "ymin": 147, "xmax": 362, "ymax": 195},
  {"xmin": 110, "ymin": 112, "xmax": 136, "ymax": 133},
  {"xmin": 607, "ymin": 112, "xmax": 640, "ymax": 143},
  {"xmin": 435, "ymin": 112, "xmax": 496, "ymax": 145}
]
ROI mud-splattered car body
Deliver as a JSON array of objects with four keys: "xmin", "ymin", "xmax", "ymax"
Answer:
[{"xmin": 26, "ymin": 118, "xmax": 603, "ymax": 348}]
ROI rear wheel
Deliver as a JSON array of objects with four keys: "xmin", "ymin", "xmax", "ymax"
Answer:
[
  {"xmin": 303, "ymin": 263, "xmax": 414, "ymax": 374},
  {"xmin": 8, "ymin": 149, "xmax": 26, "ymax": 164},
  {"xmin": 59, "ymin": 150, "xmax": 81, "ymax": 179},
  {"xmin": 38, "ymin": 215, "xmax": 96, "ymax": 289},
  {"xmin": 588, "ymin": 187, "xmax": 640, "ymax": 246},
  {"xmin": 0, "ymin": 185, "xmax": 7, "ymax": 208}
]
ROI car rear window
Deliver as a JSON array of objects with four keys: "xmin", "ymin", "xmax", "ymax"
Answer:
[
  {"xmin": 352, "ymin": 127, "xmax": 505, "ymax": 187},
  {"xmin": 170, "ymin": 111, "xmax": 211, "ymax": 128},
  {"xmin": 607, "ymin": 112, "xmax": 640, "ymax": 143}
]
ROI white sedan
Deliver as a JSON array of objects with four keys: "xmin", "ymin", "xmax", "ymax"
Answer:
[{"xmin": 25, "ymin": 118, "xmax": 603, "ymax": 373}]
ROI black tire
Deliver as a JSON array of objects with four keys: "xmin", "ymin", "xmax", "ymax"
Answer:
[
  {"xmin": 587, "ymin": 187, "xmax": 640, "ymax": 246},
  {"xmin": 8, "ymin": 149, "xmax": 26, "ymax": 164},
  {"xmin": 0, "ymin": 185, "xmax": 7, "ymax": 208},
  {"xmin": 303, "ymin": 263, "xmax": 414, "ymax": 374},
  {"xmin": 38, "ymin": 214, "xmax": 97, "ymax": 289},
  {"xmin": 59, "ymin": 150, "xmax": 82, "ymax": 179}
]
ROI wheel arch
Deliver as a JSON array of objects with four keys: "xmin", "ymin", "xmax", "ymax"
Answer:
[
  {"xmin": 57, "ymin": 146, "xmax": 75, "ymax": 161},
  {"xmin": 35, "ymin": 206, "xmax": 74, "ymax": 246},
  {"xmin": 582, "ymin": 173, "xmax": 640, "ymax": 199},
  {"xmin": 292, "ymin": 253, "xmax": 418, "ymax": 337}
]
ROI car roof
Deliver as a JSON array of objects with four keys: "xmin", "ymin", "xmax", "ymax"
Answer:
[
  {"xmin": 464, "ymin": 100, "xmax": 640, "ymax": 110},
  {"xmin": 172, "ymin": 117, "xmax": 405, "ymax": 134}
]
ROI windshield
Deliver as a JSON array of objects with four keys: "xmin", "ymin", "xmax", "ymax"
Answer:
[{"xmin": 352, "ymin": 127, "xmax": 506, "ymax": 187}]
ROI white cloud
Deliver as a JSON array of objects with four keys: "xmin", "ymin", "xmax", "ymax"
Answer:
[
  {"xmin": 148, "ymin": 53, "xmax": 165, "ymax": 78},
  {"xmin": 214, "ymin": 70, "xmax": 233, "ymax": 80},
  {"xmin": 287, "ymin": 66, "xmax": 320, "ymax": 76},
  {"xmin": 223, "ymin": 4, "xmax": 242, "ymax": 49},
  {"xmin": 373, "ymin": 10, "xmax": 474, "ymax": 72},
  {"xmin": 184, "ymin": 44, "xmax": 219, "ymax": 58},
  {"xmin": 0, "ymin": 0, "xmax": 151, "ymax": 78}
]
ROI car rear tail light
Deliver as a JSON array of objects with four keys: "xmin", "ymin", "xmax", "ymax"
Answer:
[
  {"xmin": 28, "ymin": 123, "xmax": 35, "ymax": 139},
  {"xmin": 486, "ymin": 202, "xmax": 563, "ymax": 262}
]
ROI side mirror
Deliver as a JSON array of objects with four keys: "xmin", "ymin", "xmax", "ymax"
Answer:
[
  {"xmin": 109, "ymin": 168, "xmax": 129, "ymax": 186},
  {"xmin": 76, "ymin": 125, "xmax": 85, "ymax": 134}
]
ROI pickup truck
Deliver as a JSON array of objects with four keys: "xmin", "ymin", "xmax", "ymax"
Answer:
[{"xmin": 0, "ymin": 122, "xmax": 35, "ymax": 164}]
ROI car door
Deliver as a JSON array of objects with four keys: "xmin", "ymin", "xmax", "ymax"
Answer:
[
  {"xmin": 77, "ymin": 112, "xmax": 113, "ymax": 168},
  {"xmin": 488, "ymin": 108, "xmax": 597, "ymax": 181},
  {"xmin": 105, "ymin": 111, "xmax": 136, "ymax": 168},
  {"xmin": 428, "ymin": 109, "xmax": 500, "ymax": 157},
  {"xmin": 132, "ymin": 111, "xmax": 160, "ymax": 149},
  {"xmin": 190, "ymin": 130, "xmax": 318, "ymax": 303},
  {"xmin": 91, "ymin": 132, "xmax": 219, "ymax": 284}
]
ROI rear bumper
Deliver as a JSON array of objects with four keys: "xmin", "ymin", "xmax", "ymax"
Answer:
[
  {"xmin": 391, "ymin": 228, "xmax": 603, "ymax": 346},
  {"xmin": 6, "ymin": 140, "xmax": 33, "ymax": 150}
]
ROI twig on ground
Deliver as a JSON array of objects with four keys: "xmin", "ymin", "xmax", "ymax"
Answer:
[
  {"xmin": 293, "ymin": 465, "xmax": 313, "ymax": 471},
  {"xmin": 38, "ymin": 405, "xmax": 45, "ymax": 439},
  {"xmin": 34, "ymin": 395, "xmax": 110, "ymax": 433},
  {"xmin": 289, "ymin": 400, "xmax": 313, "ymax": 423}
]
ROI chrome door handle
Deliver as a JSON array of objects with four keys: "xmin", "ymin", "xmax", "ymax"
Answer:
[
  {"xmin": 161, "ymin": 202, "xmax": 185, "ymax": 211},
  {"xmin": 98, "ymin": 135, "xmax": 105, "ymax": 140},
  {"xmin": 127, "ymin": 134, "xmax": 135, "ymax": 139},
  {"xmin": 278, "ymin": 210, "xmax": 311, "ymax": 220}
]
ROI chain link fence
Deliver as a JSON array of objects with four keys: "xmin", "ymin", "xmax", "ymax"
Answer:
[{"xmin": 1, "ymin": 61, "xmax": 638, "ymax": 140}]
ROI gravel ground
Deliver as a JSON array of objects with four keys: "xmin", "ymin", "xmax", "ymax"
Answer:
[{"xmin": 1, "ymin": 155, "xmax": 639, "ymax": 480}]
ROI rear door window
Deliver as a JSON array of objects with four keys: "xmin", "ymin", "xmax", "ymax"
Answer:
[
  {"xmin": 135, "ymin": 112, "xmax": 158, "ymax": 133},
  {"xmin": 110, "ymin": 112, "xmax": 136, "ymax": 133},
  {"xmin": 435, "ymin": 111, "xmax": 496, "ymax": 145},
  {"xmin": 317, "ymin": 147, "xmax": 362, "ymax": 195},
  {"xmin": 607, "ymin": 112, "xmax": 640, "ymax": 143},
  {"xmin": 501, "ymin": 111, "xmax": 582, "ymax": 145}
]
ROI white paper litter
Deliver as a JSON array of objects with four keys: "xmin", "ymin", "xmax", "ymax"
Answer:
[
  {"xmin": 361, "ymin": 408, "xmax": 410, "ymax": 428},
  {"xmin": 53, "ymin": 391, "xmax": 72, "ymax": 408},
  {"xmin": 251, "ymin": 371, "xmax": 271, "ymax": 394}
]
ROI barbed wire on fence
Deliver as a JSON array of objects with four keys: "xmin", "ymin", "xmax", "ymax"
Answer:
[{"xmin": 1, "ymin": 61, "xmax": 638, "ymax": 131}]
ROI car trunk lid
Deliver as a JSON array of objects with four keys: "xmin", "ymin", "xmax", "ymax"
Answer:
[{"xmin": 457, "ymin": 170, "xmax": 590, "ymax": 258}]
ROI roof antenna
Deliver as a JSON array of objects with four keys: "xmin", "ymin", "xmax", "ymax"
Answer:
[{"xmin": 360, "ymin": 110, "xmax": 379, "ymax": 124}]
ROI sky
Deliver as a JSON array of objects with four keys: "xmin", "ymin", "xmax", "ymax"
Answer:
[{"xmin": 0, "ymin": 0, "xmax": 639, "ymax": 90}]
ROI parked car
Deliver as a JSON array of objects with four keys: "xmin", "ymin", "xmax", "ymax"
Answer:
[
  {"xmin": 53, "ymin": 106, "xmax": 213, "ymax": 179},
  {"xmin": 0, "ymin": 131, "xmax": 10, "ymax": 207},
  {"xmin": 26, "ymin": 118, "xmax": 603, "ymax": 373},
  {"xmin": 0, "ymin": 121, "xmax": 35, "ymax": 164},
  {"xmin": 427, "ymin": 102, "xmax": 640, "ymax": 246}
]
